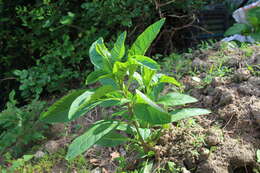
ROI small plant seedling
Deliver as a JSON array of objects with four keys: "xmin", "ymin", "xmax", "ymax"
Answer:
[{"xmin": 41, "ymin": 18, "xmax": 211, "ymax": 161}]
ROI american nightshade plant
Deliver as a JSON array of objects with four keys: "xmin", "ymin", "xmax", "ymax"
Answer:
[{"xmin": 41, "ymin": 18, "xmax": 210, "ymax": 160}]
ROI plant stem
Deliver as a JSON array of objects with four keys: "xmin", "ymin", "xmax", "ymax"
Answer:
[
  {"xmin": 127, "ymin": 102, "xmax": 149, "ymax": 151},
  {"xmin": 133, "ymin": 120, "xmax": 146, "ymax": 146}
]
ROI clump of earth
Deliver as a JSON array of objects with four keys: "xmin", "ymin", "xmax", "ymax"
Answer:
[{"xmin": 176, "ymin": 43, "xmax": 260, "ymax": 173}]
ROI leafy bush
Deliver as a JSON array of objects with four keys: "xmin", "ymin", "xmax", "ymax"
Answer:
[
  {"xmin": 225, "ymin": 7, "xmax": 260, "ymax": 41},
  {"xmin": 0, "ymin": 0, "xmax": 155, "ymax": 100},
  {"xmin": 41, "ymin": 19, "xmax": 210, "ymax": 161},
  {"xmin": 0, "ymin": 91, "xmax": 47, "ymax": 157},
  {"xmin": 0, "ymin": 0, "xmax": 209, "ymax": 103}
]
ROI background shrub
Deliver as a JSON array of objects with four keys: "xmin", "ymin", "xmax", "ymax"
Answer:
[{"xmin": 0, "ymin": 0, "xmax": 208, "ymax": 107}]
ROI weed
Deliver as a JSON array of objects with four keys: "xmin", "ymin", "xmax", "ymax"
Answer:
[
  {"xmin": 197, "ymin": 39, "xmax": 217, "ymax": 50},
  {"xmin": 0, "ymin": 91, "xmax": 47, "ymax": 157},
  {"xmin": 41, "ymin": 19, "xmax": 210, "ymax": 168}
]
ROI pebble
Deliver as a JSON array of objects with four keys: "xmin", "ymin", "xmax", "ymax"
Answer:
[{"xmin": 45, "ymin": 140, "xmax": 60, "ymax": 154}]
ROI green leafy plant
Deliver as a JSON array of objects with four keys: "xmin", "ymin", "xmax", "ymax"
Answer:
[
  {"xmin": 0, "ymin": 91, "xmax": 47, "ymax": 157},
  {"xmin": 0, "ymin": 154, "xmax": 34, "ymax": 173},
  {"xmin": 225, "ymin": 7, "xmax": 260, "ymax": 41},
  {"xmin": 41, "ymin": 18, "xmax": 210, "ymax": 161}
]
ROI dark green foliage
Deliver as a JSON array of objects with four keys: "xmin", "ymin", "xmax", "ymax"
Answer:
[
  {"xmin": 0, "ymin": 0, "xmax": 153, "ymax": 101},
  {"xmin": 0, "ymin": 91, "xmax": 47, "ymax": 157},
  {"xmin": 0, "ymin": 0, "xmax": 208, "ymax": 104}
]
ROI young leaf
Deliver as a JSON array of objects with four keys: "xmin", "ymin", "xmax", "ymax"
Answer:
[
  {"xmin": 96, "ymin": 131, "xmax": 128, "ymax": 147},
  {"xmin": 131, "ymin": 55, "xmax": 160, "ymax": 70},
  {"xmin": 158, "ymin": 92, "xmax": 198, "ymax": 106},
  {"xmin": 113, "ymin": 61, "xmax": 129, "ymax": 79},
  {"xmin": 134, "ymin": 90, "xmax": 172, "ymax": 125},
  {"xmin": 170, "ymin": 108, "xmax": 211, "ymax": 122},
  {"xmin": 66, "ymin": 120, "xmax": 119, "ymax": 160},
  {"xmin": 40, "ymin": 89, "xmax": 87, "ymax": 123},
  {"xmin": 89, "ymin": 38, "xmax": 104, "ymax": 69},
  {"xmin": 111, "ymin": 31, "xmax": 127, "ymax": 61},
  {"xmin": 129, "ymin": 18, "xmax": 165, "ymax": 56}
]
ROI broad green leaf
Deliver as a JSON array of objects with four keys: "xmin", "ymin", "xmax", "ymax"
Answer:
[
  {"xmin": 158, "ymin": 92, "xmax": 198, "ymax": 106},
  {"xmin": 85, "ymin": 70, "xmax": 109, "ymax": 85},
  {"xmin": 100, "ymin": 78, "xmax": 118, "ymax": 89},
  {"xmin": 69, "ymin": 101, "xmax": 103, "ymax": 120},
  {"xmin": 100, "ymin": 98, "xmax": 130, "ymax": 108},
  {"xmin": 170, "ymin": 108, "xmax": 211, "ymax": 122},
  {"xmin": 96, "ymin": 43, "xmax": 112, "ymax": 72},
  {"xmin": 111, "ymin": 31, "xmax": 126, "ymax": 61},
  {"xmin": 153, "ymin": 74, "xmax": 180, "ymax": 87},
  {"xmin": 116, "ymin": 123, "xmax": 135, "ymax": 135},
  {"xmin": 22, "ymin": 155, "xmax": 34, "ymax": 162},
  {"xmin": 131, "ymin": 55, "xmax": 160, "ymax": 70},
  {"xmin": 91, "ymin": 85, "xmax": 115, "ymax": 100},
  {"xmin": 68, "ymin": 90, "xmax": 94, "ymax": 119},
  {"xmin": 138, "ymin": 128, "xmax": 151, "ymax": 140},
  {"xmin": 66, "ymin": 120, "xmax": 119, "ymax": 160},
  {"xmin": 68, "ymin": 86, "xmax": 115, "ymax": 119},
  {"xmin": 96, "ymin": 131, "xmax": 128, "ymax": 147},
  {"xmin": 89, "ymin": 38, "xmax": 104, "ymax": 69},
  {"xmin": 224, "ymin": 23, "xmax": 250, "ymax": 36},
  {"xmin": 129, "ymin": 18, "xmax": 165, "ymax": 56},
  {"xmin": 96, "ymin": 43, "xmax": 111, "ymax": 59},
  {"xmin": 150, "ymin": 83, "xmax": 164, "ymax": 100},
  {"xmin": 40, "ymin": 89, "xmax": 87, "ymax": 123},
  {"xmin": 134, "ymin": 90, "xmax": 171, "ymax": 125}
]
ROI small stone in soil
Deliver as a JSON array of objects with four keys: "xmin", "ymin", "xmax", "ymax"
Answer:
[
  {"xmin": 233, "ymin": 68, "xmax": 251, "ymax": 82},
  {"xmin": 205, "ymin": 129, "xmax": 222, "ymax": 146},
  {"xmin": 219, "ymin": 90, "xmax": 234, "ymax": 106},
  {"xmin": 34, "ymin": 150, "xmax": 45, "ymax": 158},
  {"xmin": 45, "ymin": 140, "xmax": 60, "ymax": 154},
  {"xmin": 199, "ymin": 148, "xmax": 210, "ymax": 160}
]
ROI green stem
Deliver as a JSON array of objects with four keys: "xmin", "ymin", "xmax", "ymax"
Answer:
[
  {"xmin": 126, "ymin": 103, "xmax": 147, "ymax": 150},
  {"xmin": 133, "ymin": 120, "xmax": 146, "ymax": 146}
]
